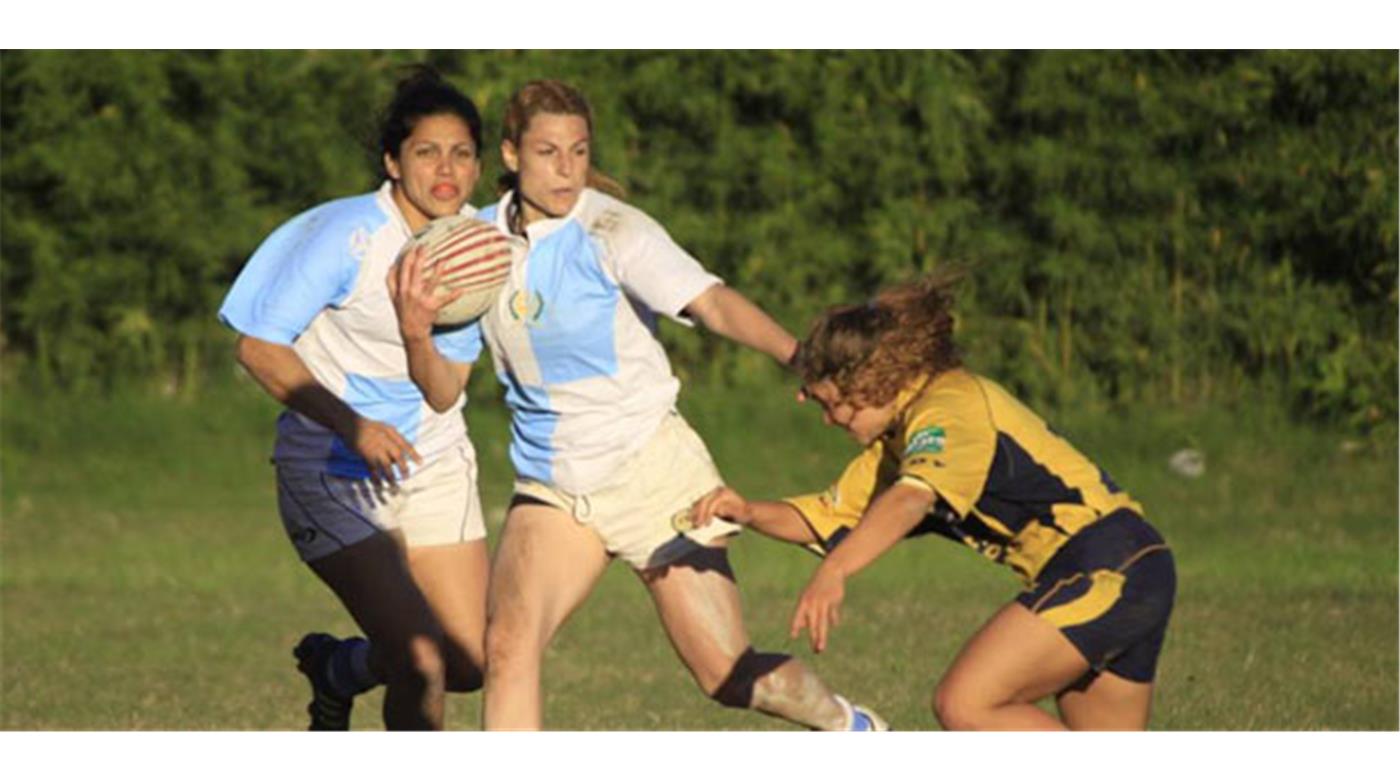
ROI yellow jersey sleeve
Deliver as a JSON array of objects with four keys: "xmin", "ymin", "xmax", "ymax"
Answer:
[
  {"xmin": 895, "ymin": 371, "xmax": 997, "ymax": 518},
  {"xmin": 783, "ymin": 441, "xmax": 889, "ymax": 553}
]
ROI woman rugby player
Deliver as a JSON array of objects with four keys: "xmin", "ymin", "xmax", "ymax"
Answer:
[
  {"xmin": 689, "ymin": 274, "xmax": 1177, "ymax": 730},
  {"xmin": 395, "ymin": 79, "xmax": 884, "ymax": 731},
  {"xmin": 220, "ymin": 67, "xmax": 491, "ymax": 730}
]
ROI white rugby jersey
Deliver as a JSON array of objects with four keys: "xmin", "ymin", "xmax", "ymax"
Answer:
[
  {"xmin": 220, "ymin": 182, "xmax": 484, "ymax": 479},
  {"xmin": 478, "ymin": 188, "xmax": 722, "ymax": 494}
]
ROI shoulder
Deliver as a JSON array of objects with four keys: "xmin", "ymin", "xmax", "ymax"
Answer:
[
  {"xmin": 578, "ymin": 189, "xmax": 669, "ymax": 249},
  {"xmin": 295, "ymin": 190, "xmax": 389, "ymax": 234},
  {"xmin": 261, "ymin": 190, "xmax": 391, "ymax": 262},
  {"xmin": 898, "ymin": 370, "xmax": 994, "ymax": 446},
  {"xmin": 913, "ymin": 369, "xmax": 988, "ymax": 413}
]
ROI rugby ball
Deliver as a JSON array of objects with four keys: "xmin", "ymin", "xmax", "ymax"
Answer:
[{"xmin": 408, "ymin": 215, "xmax": 517, "ymax": 326}]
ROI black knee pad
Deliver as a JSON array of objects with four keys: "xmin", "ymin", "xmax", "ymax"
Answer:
[{"xmin": 710, "ymin": 648, "xmax": 789, "ymax": 709}]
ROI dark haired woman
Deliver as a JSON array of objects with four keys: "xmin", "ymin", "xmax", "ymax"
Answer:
[{"xmin": 219, "ymin": 67, "xmax": 491, "ymax": 730}]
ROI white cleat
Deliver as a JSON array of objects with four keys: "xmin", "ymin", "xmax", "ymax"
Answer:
[{"xmin": 835, "ymin": 694, "xmax": 890, "ymax": 731}]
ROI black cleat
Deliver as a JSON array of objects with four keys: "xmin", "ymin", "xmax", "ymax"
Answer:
[{"xmin": 294, "ymin": 633, "xmax": 353, "ymax": 731}]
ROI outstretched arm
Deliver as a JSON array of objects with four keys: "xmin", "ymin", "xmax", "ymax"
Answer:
[
  {"xmin": 689, "ymin": 486, "xmax": 819, "ymax": 545},
  {"xmin": 684, "ymin": 284, "xmax": 798, "ymax": 367},
  {"xmin": 790, "ymin": 482, "xmax": 935, "ymax": 653}
]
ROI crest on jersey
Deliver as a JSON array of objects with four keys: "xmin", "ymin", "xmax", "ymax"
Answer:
[
  {"xmin": 905, "ymin": 426, "xmax": 946, "ymax": 457},
  {"xmin": 508, "ymin": 289, "xmax": 545, "ymax": 324}
]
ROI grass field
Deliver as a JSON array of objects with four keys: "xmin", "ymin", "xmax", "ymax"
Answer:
[{"xmin": 2, "ymin": 371, "xmax": 1396, "ymax": 731}]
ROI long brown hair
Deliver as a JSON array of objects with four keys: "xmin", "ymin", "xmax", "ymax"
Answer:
[
  {"xmin": 796, "ymin": 272, "xmax": 963, "ymax": 407},
  {"xmin": 496, "ymin": 80, "xmax": 626, "ymax": 200}
]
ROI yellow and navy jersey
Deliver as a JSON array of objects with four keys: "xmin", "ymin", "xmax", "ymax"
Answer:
[{"xmin": 784, "ymin": 369, "xmax": 1143, "ymax": 584}]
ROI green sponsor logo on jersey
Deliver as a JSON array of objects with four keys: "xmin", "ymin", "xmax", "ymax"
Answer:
[{"xmin": 905, "ymin": 426, "xmax": 946, "ymax": 457}]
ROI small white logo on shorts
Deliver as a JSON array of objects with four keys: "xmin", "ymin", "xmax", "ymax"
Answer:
[{"xmin": 671, "ymin": 509, "xmax": 695, "ymax": 534}]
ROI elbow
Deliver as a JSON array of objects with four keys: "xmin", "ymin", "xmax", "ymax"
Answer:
[
  {"xmin": 233, "ymin": 335, "xmax": 260, "ymax": 372},
  {"xmin": 423, "ymin": 379, "xmax": 464, "ymax": 414},
  {"xmin": 426, "ymin": 394, "xmax": 460, "ymax": 415},
  {"xmin": 426, "ymin": 374, "xmax": 467, "ymax": 414}
]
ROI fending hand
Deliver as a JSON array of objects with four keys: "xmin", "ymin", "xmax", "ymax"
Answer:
[{"xmin": 689, "ymin": 486, "xmax": 753, "ymax": 530}]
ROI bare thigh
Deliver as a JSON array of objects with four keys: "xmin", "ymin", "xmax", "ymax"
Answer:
[
  {"xmin": 483, "ymin": 502, "xmax": 610, "ymax": 729},
  {"xmin": 406, "ymin": 539, "xmax": 490, "ymax": 691},
  {"xmin": 1057, "ymin": 670, "xmax": 1155, "ymax": 730},
  {"xmin": 935, "ymin": 601, "xmax": 1090, "ymax": 730},
  {"xmin": 487, "ymin": 503, "xmax": 611, "ymax": 645}
]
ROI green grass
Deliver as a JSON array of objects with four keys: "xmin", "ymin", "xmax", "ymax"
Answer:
[{"xmin": 2, "ymin": 374, "xmax": 1396, "ymax": 730}]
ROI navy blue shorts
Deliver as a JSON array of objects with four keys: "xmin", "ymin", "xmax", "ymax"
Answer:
[{"xmin": 1016, "ymin": 510, "xmax": 1176, "ymax": 683}]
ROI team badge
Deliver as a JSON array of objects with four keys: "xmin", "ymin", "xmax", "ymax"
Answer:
[
  {"xmin": 508, "ymin": 289, "xmax": 546, "ymax": 325},
  {"xmin": 905, "ymin": 426, "xmax": 946, "ymax": 457}
]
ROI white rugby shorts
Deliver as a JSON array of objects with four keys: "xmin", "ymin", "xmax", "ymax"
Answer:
[{"xmin": 512, "ymin": 411, "xmax": 741, "ymax": 570}]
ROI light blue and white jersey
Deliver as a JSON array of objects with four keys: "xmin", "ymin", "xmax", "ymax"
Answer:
[
  {"xmin": 219, "ymin": 182, "xmax": 484, "ymax": 479},
  {"xmin": 478, "ymin": 188, "xmax": 722, "ymax": 494}
]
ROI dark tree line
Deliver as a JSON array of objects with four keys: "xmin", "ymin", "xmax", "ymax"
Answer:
[{"xmin": 2, "ymin": 50, "xmax": 1394, "ymax": 427}]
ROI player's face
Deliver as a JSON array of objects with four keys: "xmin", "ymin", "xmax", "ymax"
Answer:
[
  {"xmin": 804, "ymin": 379, "xmax": 898, "ymax": 446},
  {"xmin": 502, "ymin": 112, "xmax": 590, "ymax": 226},
  {"xmin": 385, "ymin": 113, "xmax": 481, "ymax": 233}
]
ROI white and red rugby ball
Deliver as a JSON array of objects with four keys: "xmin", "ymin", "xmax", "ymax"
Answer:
[{"xmin": 407, "ymin": 215, "xmax": 517, "ymax": 326}]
